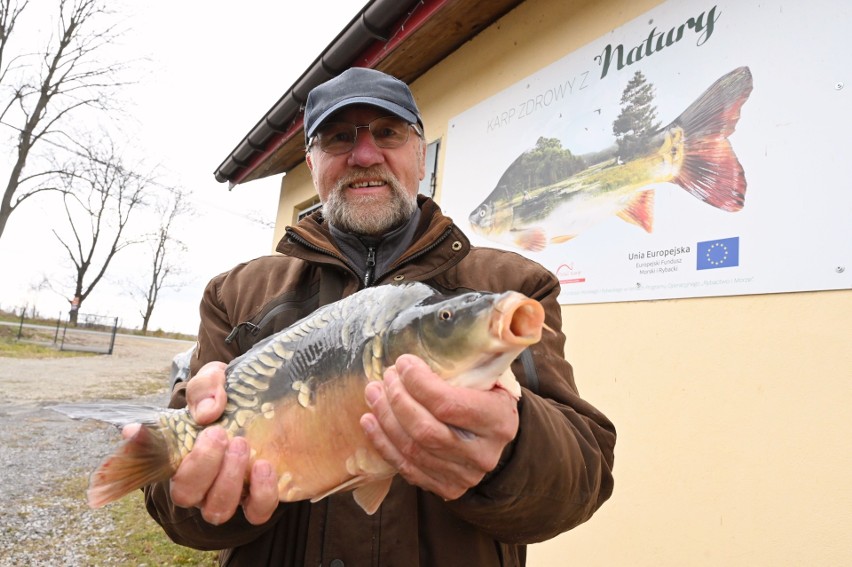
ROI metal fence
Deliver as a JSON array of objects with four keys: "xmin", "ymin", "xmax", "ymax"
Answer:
[{"xmin": 13, "ymin": 310, "xmax": 119, "ymax": 355}]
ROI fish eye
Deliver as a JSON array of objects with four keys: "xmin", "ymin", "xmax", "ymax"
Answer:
[
  {"xmin": 438, "ymin": 309, "xmax": 453, "ymax": 321},
  {"xmin": 478, "ymin": 208, "xmax": 486, "ymax": 218}
]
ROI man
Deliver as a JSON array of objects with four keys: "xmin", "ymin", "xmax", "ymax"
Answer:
[{"xmin": 144, "ymin": 67, "xmax": 616, "ymax": 566}]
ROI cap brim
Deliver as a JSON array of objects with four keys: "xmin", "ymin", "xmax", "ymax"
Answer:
[{"xmin": 306, "ymin": 96, "xmax": 420, "ymax": 139}]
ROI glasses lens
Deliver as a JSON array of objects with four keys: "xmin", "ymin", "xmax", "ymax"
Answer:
[
  {"xmin": 314, "ymin": 117, "xmax": 412, "ymax": 155},
  {"xmin": 368, "ymin": 117, "xmax": 410, "ymax": 149},
  {"xmin": 316, "ymin": 123, "xmax": 357, "ymax": 155}
]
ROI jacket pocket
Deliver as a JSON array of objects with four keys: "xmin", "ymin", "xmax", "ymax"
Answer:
[{"xmin": 225, "ymin": 281, "xmax": 321, "ymax": 354}]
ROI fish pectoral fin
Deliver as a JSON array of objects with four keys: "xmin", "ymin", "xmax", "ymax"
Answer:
[
  {"xmin": 310, "ymin": 447, "xmax": 393, "ymax": 501},
  {"xmin": 352, "ymin": 478, "xmax": 394, "ymax": 515},
  {"xmin": 310, "ymin": 475, "xmax": 366, "ymax": 503},
  {"xmin": 309, "ymin": 475, "xmax": 394, "ymax": 516},
  {"xmin": 496, "ymin": 368, "xmax": 522, "ymax": 399},
  {"xmin": 616, "ymin": 190, "xmax": 655, "ymax": 233},
  {"xmin": 512, "ymin": 228, "xmax": 547, "ymax": 252},
  {"xmin": 549, "ymin": 234, "xmax": 577, "ymax": 244}
]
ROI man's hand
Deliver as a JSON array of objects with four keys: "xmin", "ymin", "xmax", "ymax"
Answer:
[
  {"xmin": 123, "ymin": 361, "xmax": 279, "ymax": 526},
  {"xmin": 359, "ymin": 354, "xmax": 520, "ymax": 501},
  {"xmin": 185, "ymin": 361, "xmax": 230, "ymax": 425}
]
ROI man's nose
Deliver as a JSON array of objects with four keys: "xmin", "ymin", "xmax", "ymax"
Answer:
[{"xmin": 347, "ymin": 129, "xmax": 385, "ymax": 167}]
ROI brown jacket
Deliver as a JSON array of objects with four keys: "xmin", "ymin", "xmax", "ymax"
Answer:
[{"xmin": 144, "ymin": 197, "xmax": 615, "ymax": 566}]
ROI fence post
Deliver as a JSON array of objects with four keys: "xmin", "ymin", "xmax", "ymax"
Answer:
[
  {"xmin": 16, "ymin": 308, "xmax": 25, "ymax": 340},
  {"xmin": 107, "ymin": 317, "xmax": 119, "ymax": 355},
  {"xmin": 59, "ymin": 321, "xmax": 68, "ymax": 351},
  {"xmin": 54, "ymin": 311, "xmax": 62, "ymax": 344}
]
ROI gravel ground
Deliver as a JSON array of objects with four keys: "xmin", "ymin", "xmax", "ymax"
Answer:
[{"xmin": 0, "ymin": 335, "xmax": 194, "ymax": 566}]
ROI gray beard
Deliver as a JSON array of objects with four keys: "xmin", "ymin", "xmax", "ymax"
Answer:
[{"xmin": 322, "ymin": 167, "xmax": 417, "ymax": 236}]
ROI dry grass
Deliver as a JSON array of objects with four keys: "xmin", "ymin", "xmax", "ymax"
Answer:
[{"xmin": 0, "ymin": 331, "xmax": 96, "ymax": 359}]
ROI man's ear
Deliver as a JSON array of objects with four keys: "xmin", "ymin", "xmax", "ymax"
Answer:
[{"xmin": 306, "ymin": 150, "xmax": 314, "ymax": 172}]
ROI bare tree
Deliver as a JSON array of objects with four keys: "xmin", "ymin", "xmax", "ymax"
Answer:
[
  {"xmin": 131, "ymin": 188, "xmax": 192, "ymax": 333},
  {"xmin": 52, "ymin": 135, "xmax": 151, "ymax": 325},
  {"xmin": 0, "ymin": 0, "xmax": 129, "ymax": 242}
]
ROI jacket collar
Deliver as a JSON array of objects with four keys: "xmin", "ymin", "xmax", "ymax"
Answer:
[{"xmin": 278, "ymin": 196, "xmax": 470, "ymax": 282}]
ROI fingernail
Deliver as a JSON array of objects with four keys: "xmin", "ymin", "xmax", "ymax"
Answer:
[
  {"xmin": 365, "ymin": 383, "xmax": 381, "ymax": 406},
  {"xmin": 360, "ymin": 414, "xmax": 375, "ymax": 433},
  {"xmin": 383, "ymin": 368, "xmax": 398, "ymax": 386},
  {"xmin": 228, "ymin": 437, "xmax": 247, "ymax": 456},
  {"xmin": 255, "ymin": 461, "xmax": 273, "ymax": 479},
  {"xmin": 201, "ymin": 426, "xmax": 226, "ymax": 445}
]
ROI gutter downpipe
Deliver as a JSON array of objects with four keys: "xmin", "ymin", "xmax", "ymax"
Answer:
[{"xmin": 226, "ymin": 0, "xmax": 450, "ymax": 188}]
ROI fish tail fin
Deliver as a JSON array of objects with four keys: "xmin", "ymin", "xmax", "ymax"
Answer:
[
  {"xmin": 616, "ymin": 190, "xmax": 655, "ymax": 232},
  {"xmin": 671, "ymin": 66, "xmax": 753, "ymax": 212},
  {"xmin": 87, "ymin": 424, "xmax": 177, "ymax": 508},
  {"xmin": 51, "ymin": 404, "xmax": 180, "ymax": 508}
]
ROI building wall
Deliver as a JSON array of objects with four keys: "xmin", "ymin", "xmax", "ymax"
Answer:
[{"xmin": 275, "ymin": 0, "xmax": 852, "ymax": 563}]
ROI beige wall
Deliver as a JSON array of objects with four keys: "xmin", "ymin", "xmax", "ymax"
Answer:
[{"xmin": 274, "ymin": 0, "xmax": 852, "ymax": 563}]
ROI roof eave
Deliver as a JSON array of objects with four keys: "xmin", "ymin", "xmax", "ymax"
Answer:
[{"xmin": 214, "ymin": 0, "xmax": 526, "ymax": 188}]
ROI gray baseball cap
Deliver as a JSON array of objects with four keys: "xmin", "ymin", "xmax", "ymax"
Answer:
[{"xmin": 304, "ymin": 67, "xmax": 423, "ymax": 144}]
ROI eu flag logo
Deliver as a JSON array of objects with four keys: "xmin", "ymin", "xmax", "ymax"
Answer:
[{"xmin": 697, "ymin": 237, "xmax": 739, "ymax": 270}]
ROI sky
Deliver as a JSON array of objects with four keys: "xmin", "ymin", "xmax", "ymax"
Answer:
[{"xmin": 0, "ymin": 0, "xmax": 362, "ymax": 335}]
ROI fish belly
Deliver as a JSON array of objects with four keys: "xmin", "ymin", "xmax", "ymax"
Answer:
[{"xmin": 244, "ymin": 372, "xmax": 393, "ymax": 503}]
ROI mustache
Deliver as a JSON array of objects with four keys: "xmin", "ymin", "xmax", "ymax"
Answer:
[{"xmin": 333, "ymin": 166, "xmax": 400, "ymax": 191}]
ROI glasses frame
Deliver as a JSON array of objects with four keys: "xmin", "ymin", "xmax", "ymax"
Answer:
[{"xmin": 307, "ymin": 116, "xmax": 423, "ymax": 155}]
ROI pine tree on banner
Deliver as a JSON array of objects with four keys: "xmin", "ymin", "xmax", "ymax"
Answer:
[{"xmin": 612, "ymin": 70, "xmax": 661, "ymax": 160}]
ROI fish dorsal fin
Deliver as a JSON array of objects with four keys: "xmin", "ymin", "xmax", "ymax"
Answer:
[
  {"xmin": 353, "ymin": 478, "xmax": 394, "ymax": 515},
  {"xmin": 617, "ymin": 190, "xmax": 654, "ymax": 232}
]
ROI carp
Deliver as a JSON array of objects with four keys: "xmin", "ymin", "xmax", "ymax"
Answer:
[
  {"xmin": 468, "ymin": 66, "xmax": 754, "ymax": 251},
  {"xmin": 54, "ymin": 282, "xmax": 545, "ymax": 515}
]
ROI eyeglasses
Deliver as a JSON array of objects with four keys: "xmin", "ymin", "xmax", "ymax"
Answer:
[{"xmin": 308, "ymin": 116, "xmax": 422, "ymax": 155}]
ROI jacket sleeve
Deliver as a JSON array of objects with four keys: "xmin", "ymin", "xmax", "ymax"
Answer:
[
  {"xmin": 445, "ymin": 257, "xmax": 616, "ymax": 543},
  {"xmin": 143, "ymin": 270, "xmax": 288, "ymax": 550}
]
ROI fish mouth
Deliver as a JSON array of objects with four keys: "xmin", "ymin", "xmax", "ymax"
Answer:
[{"xmin": 491, "ymin": 292, "xmax": 545, "ymax": 346}]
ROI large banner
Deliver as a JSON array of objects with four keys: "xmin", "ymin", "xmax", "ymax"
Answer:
[{"xmin": 441, "ymin": 0, "xmax": 852, "ymax": 304}]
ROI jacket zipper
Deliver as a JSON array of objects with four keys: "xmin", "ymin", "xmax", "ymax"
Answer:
[
  {"xmin": 224, "ymin": 322, "xmax": 257, "ymax": 344},
  {"xmin": 371, "ymin": 226, "xmax": 454, "ymax": 284},
  {"xmin": 225, "ymin": 227, "xmax": 457, "ymax": 345},
  {"xmin": 285, "ymin": 228, "xmax": 360, "ymax": 274},
  {"xmin": 364, "ymin": 246, "xmax": 376, "ymax": 287},
  {"xmin": 224, "ymin": 299, "xmax": 299, "ymax": 345}
]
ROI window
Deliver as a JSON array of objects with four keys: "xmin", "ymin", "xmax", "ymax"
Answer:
[
  {"xmin": 295, "ymin": 196, "xmax": 321, "ymax": 222},
  {"xmin": 418, "ymin": 139, "xmax": 440, "ymax": 198}
]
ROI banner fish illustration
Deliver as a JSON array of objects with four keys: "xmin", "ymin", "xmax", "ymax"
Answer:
[
  {"xmin": 469, "ymin": 66, "xmax": 754, "ymax": 251},
  {"xmin": 53, "ymin": 282, "xmax": 545, "ymax": 515}
]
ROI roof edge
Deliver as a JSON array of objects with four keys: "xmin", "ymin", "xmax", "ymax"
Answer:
[{"xmin": 214, "ymin": 0, "xmax": 434, "ymax": 187}]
